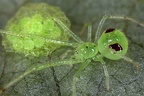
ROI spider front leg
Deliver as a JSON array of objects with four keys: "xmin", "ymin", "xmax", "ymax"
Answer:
[
  {"xmin": 53, "ymin": 18, "xmax": 83, "ymax": 43},
  {"xmin": 72, "ymin": 59, "xmax": 91, "ymax": 96},
  {"xmin": 0, "ymin": 59, "xmax": 83, "ymax": 94}
]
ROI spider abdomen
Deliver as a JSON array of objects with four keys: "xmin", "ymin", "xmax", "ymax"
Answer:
[{"xmin": 98, "ymin": 28, "xmax": 128, "ymax": 60}]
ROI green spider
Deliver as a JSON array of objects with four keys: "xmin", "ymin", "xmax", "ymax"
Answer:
[{"xmin": 0, "ymin": 15, "xmax": 144, "ymax": 96}]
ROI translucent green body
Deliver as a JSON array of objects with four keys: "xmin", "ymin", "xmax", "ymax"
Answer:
[
  {"xmin": 2, "ymin": 3, "xmax": 70, "ymax": 56},
  {"xmin": 75, "ymin": 42, "xmax": 98, "ymax": 59},
  {"xmin": 98, "ymin": 29, "xmax": 128, "ymax": 60}
]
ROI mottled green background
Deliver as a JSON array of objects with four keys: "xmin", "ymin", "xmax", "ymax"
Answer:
[{"xmin": 0, "ymin": 0, "xmax": 144, "ymax": 96}]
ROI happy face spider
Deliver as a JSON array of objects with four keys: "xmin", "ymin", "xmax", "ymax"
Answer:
[{"xmin": 0, "ymin": 14, "xmax": 144, "ymax": 96}]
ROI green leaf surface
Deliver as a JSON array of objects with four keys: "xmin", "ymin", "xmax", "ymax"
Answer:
[{"xmin": 0, "ymin": 0, "xmax": 144, "ymax": 96}]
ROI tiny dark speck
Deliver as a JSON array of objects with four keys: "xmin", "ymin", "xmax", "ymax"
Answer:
[{"xmin": 105, "ymin": 28, "xmax": 115, "ymax": 33}]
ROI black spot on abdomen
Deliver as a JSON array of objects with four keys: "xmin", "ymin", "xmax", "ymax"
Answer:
[
  {"xmin": 109, "ymin": 43, "xmax": 123, "ymax": 51},
  {"xmin": 105, "ymin": 28, "xmax": 115, "ymax": 33}
]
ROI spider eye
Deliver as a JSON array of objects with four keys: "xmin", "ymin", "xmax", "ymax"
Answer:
[{"xmin": 76, "ymin": 50, "xmax": 78, "ymax": 54}]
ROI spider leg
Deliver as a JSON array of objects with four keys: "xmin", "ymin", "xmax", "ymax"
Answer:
[
  {"xmin": 0, "ymin": 29, "xmax": 78, "ymax": 47},
  {"xmin": 109, "ymin": 49, "xmax": 139, "ymax": 69},
  {"xmin": 59, "ymin": 49, "xmax": 73, "ymax": 59},
  {"xmin": 0, "ymin": 59, "xmax": 84, "ymax": 94},
  {"xmin": 87, "ymin": 24, "xmax": 92, "ymax": 42},
  {"xmin": 121, "ymin": 55, "xmax": 139, "ymax": 69},
  {"xmin": 94, "ymin": 14, "xmax": 144, "ymax": 43},
  {"xmin": 79, "ymin": 23, "xmax": 92, "ymax": 42},
  {"xmin": 100, "ymin": 59, "xmax": 110, "ymax": 91},
  {"xmin": 93, "ymin": 57, "xmax": 110, "ymax": 91},
  {"xmin": 53, "ymin": 18, "xmax": 84, "ymax": 43},
  {"xmin": 72, "ymin": 59, "xmax": 91, "ymax": 96}
]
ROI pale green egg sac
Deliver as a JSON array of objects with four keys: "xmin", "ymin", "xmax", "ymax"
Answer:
[{"xmin": 2, "ymin": 3, "xmax": 70, "ymax": 57}]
